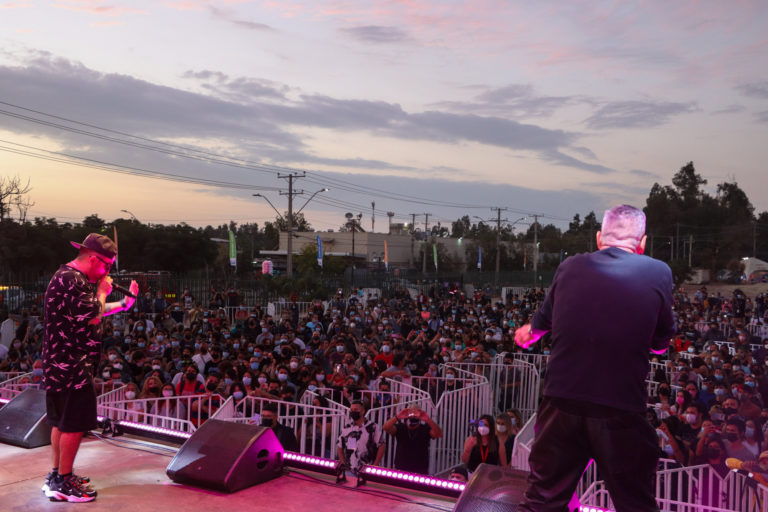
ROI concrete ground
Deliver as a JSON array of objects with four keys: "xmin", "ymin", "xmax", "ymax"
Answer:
[{"xmin": 0, "ymin": 435, "xmax": 458, "ymax": 512}]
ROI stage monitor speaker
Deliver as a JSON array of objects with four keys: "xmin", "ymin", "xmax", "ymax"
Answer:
[
  {"xmin": 453, "ymin": 463, "xmax": 529, "ymax": 512},
  {"xmin": 166, "ymin": 419, "xmax": 284, "ymax": 493},
  {"xmin": 0, "ymin": 387, "xmax": 51, "ymax": 449}
]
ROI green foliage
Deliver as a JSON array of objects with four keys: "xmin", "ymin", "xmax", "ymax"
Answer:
[
  {"xmin": 668, "ymin": 259, "xmax": 693, "ymax": 286},
  {"xmin": 643, "ymin": 161, "xmax": 765, "ymax": 272}
]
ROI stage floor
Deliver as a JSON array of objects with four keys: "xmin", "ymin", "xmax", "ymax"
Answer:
[{"xmin": 0, "ymin": 435, "xmax": 458, "ymax": 512}]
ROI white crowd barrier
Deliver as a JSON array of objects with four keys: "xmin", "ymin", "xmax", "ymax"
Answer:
[
  {"xmin": 446, "ymin": 358, "xmax": 540, "ymax": 423},
  {"xmin": 695, "ymin": 321, "xmax": 768, "ymax": 346},
  {"xmin": 422, "ymin": 366, "xmax": 493, "ymax": 475},
  {"xmin": 268, "ymin": 301, "xmax": 317, "ymax": 320},
  {"xmin": 97, "ymin": 386, "xmax": 221, "ymax": 433},
  {"xmin": 509, "ymin": 412, "xmax": 536, "ymax": 471},
  {"xmin": 0, "ymin": 372, "xmax": 42, "ymax": 400},
  {"xmin": 579, "ymin": 460, "xmax": 768, "ymax": 512},
  {"xmin": 212, "ymin": 395, "xmax": 348, "ymax": 459}
]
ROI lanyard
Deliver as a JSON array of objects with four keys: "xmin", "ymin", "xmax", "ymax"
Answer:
[{"xmin": 480, "ymin": 444, "xmax": 489, "ymax": 463}]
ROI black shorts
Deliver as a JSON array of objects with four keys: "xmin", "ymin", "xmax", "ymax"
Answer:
[{"xmin": 46, "ymin": 385, "xmax": 98, "ymax": 433}]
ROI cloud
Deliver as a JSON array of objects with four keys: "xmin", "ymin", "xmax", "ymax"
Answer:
[
  {"xmin": 736, "ymin": 81, "xmax": 768, "ymax": 99},
  {"xmin": 755, "ymin": 111, "xmax": 768, "ymax": 124},
  {"xmin": 209, "ymin": 6, "xmax": 275, "ymax": 32},
  {"xmin": 434, "ymin": 83, "xmax": 581, "ymax": 119},
  {"xmin": 0, "ymin": 53, "xmax": 612, "ymax": 186},
  {"xmin": 51, "ymin": 0, "xmax": 145, "ymax": 17},
  {"xmin": 585, "ymin": 100, "xmax": 698, "ymax": 129},
  {"xmin": 182, "ymin": 69, "xmax": 289, "ymax": 103},
  {"xmin": 711, "ymin": 104, "xmax": 746, "ymax": 115},
  {"xmin": 339, "ymin": 25, "xmax": 410, "ymax": 44},
  {"xmin": 1, "ymin": 0, "xmax": 32, "ymax": 9},
  {"xmin": 629, "ymin": 169, "xmax": 659, "ymax": 179}
]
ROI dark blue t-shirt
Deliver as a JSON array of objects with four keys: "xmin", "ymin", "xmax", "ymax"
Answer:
[{"xmin": 532, "ymin": 247, "xmax": 676, "ymax": 413}]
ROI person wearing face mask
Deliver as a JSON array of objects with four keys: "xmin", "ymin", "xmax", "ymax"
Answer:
[
  {"xmin": 383, "ymin": 406, "xmax": 443, "ymax": 474},
  {"xmin": 462, "ymin": 414, "xmax": 507, "ymax": 473},
  {"xmin": 743, "ymin": 418, "xmax": 763, "ymax": 458},
  {"xmin": 257, "ymin": 403, "xmax": 298, "ymax": 451},
  {"xmin": 41, "ymin": 233, "xmax": 138, "ymax": 503},
  {"xmin": 337, "ymin": 400, "xmax": 385, "ymax": 474},
  {"xmin": 495, "ymin": 413, "xmax": 515, "ymax": 464},
  {"xmin": 189, "ymin": 375, "xmax": 221, "ymax": 426},
  {"xmin": 175, "ymin": 366, "xmax": 205, "ymax": 396},
  {"xmin": 153, "ymin": 384, "xmax": 187, "ymax": 426},
  {"xmin": 513, "ymin": 205, "xmax": 676, "ymax": 512},
  {"xmin": 724, "ymin": 417, "xmax": 757, "ymax": 461},
  {"xmin": 693, "ymin": 436, "xmax": 729, "ymax": 507}
]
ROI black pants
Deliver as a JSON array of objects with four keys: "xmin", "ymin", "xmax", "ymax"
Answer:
[{"xmin": 518, "ymin": 397, "xmax": 659, "ymax": 512}]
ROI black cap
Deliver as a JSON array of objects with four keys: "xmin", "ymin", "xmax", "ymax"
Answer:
[{"xmin": 70, "ymin": 233, "xmax": 117, "ymax": 259}]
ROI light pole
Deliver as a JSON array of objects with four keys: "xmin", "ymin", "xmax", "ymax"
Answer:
[
  {"xmin": 346, "ymin": 212, "xmax": 362, "ymax": 286},
  {"xmin": 255, "ymin": 188, "xmax": 327, "ymax": 277},
  {"xmin": 121, "ymin": 209, "xmax": 138, "ymax": 222},
  {"xmin": 295, "ymin": 188, "xmax": 329, "ymax": 216}
]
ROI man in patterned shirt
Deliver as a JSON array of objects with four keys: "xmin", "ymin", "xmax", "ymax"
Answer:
[
  {"xmin": 42, "ymin": 233, "xmax": 138, "ymax": 503},
  {"xmin": 337, "ymin": 400, "xmax": 385, "ymax": 474}
]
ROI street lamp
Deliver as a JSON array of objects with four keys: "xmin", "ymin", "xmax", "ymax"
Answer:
[
  {"xmin": 121, "ymin": 209, "xmax": 138, "ymax": 222},
  {"xmin": 254, "ymin": 188, "xmax": 328, "ymax": 278},
  {"xmin": 295, "ymin": 188, "xmax": 329, "ymax": 216},
  {"xmin": 252, "ymin": 194, "xmax": 284, "ymax": 221}
]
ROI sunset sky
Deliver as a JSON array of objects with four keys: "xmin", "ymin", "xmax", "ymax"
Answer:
[{"xmin": 0, "ymin": 1, "xmax": 766, "ymax": 233}]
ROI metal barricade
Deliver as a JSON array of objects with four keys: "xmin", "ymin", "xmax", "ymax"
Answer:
[
  {"xmin": 213, "ymin": 395, "xmax": 348, "ymax": 460},
  {"xmin": 509, "ymin": 413, "xmax": 536, "ymax": 471},
  {"xmin": 96, "ymin": 390, "xmax": 221, "ymax": 433},
  {"xmin": 0, "ymin": 371, "xmax": 25, "ymax": 383},
  {"xmin": 578, "ymin": 460, "xmax": 768, "ymax": 512},
  {"xmin": 416, "ymin": 366, "xmax": 493, "ymax": 475},
  {"xmin": 0, "ymin": 372, "xmax": 42, "ymax": 400},
  {"xmin": 446, "ymin": 359, "xmax": 540, "ymax": 423},
  {"xmin": 267, "ymin": 301, "xmax": 315, "ymax": 321}
]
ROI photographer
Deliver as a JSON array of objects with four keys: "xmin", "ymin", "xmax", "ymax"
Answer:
[{"xmin": 383, "ymin": 406, "xmax": 443, "ymax": 474}]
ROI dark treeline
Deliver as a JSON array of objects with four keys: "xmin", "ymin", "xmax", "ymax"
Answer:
[{"xmin": 1, "ymin": 162, "xmax": 765, "ymax": 282}]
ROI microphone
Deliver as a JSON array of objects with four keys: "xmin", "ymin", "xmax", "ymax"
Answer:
[{"xmin": 111, "ymin": 283, "xmax": 137, "ymax": 299}]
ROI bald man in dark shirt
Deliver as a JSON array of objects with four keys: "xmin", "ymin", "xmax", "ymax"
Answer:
[{"xmin": 515, "ymin": 205, "xmax": 676, "ymax": 512}]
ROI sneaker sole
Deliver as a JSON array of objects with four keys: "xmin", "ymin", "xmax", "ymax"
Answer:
[{"xmin": 47, "ymin": 490, "xmax": 96, "ymax": 503}]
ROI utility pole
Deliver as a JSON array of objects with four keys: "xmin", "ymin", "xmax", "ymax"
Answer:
[
  {"xmin": 409, "ymin": 213, "xmax": 417, "ymax": 268},
  {"xmin": 532, "ymin": 214, "xmax": 539, "ymax": 288},
  {"xmin": 371, "ymin": 201, "xmax": 375, "ymax": 232},
  {"xmin": 422, "ymin": 213, "xmax": 431, "ymax": 274},
  {"xmin": 387, "ymin": 212, "xmax": 394, "ymax": 234},
  {"xmin": 688, "ymin": 234, "xmax": 693, "ymax": 267},
  {"xmin": 278, "ymin": 172, "xmax": 305, "ymax": 277},
  {"xmin": 675, "ymin": 223, "xmax": 680, "ymax": 261},
  {"xmin": 491, "ymin": 207, "xmax": 507, "ymax": 285}
]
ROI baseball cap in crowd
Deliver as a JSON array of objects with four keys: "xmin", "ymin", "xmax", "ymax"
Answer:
[{"xmin": 70, "ymin": 233, "xmax": 118, "ymax": 259}]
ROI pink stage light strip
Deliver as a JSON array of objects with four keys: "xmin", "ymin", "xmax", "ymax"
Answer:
[
  {"xmin": 361, "ymin": 465, "xmax": 466, "ymax": 494},
  {"xmin": 578, "ymin": 506, "xmax": 615, "ymax": 512},
  {"xmin": 283, "ymin": 451, "xmax": 341, "ymax": 471},
  {"xmin": 0, "ymin": 398, "xmax": 9, "ymax": 405},
  {"xmin": 96, "ymin": 415, "xmax": 192, "ymax": 440}
]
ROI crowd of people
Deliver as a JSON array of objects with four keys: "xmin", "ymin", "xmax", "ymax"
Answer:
[{"xmin": 2, "ymin": 282, "xmax": 768, "ymax": 479}]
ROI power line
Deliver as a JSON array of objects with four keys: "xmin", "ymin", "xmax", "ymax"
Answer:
[{"xmin": 0, "ymin": 99, "xmax": 569, "ymax": 221}]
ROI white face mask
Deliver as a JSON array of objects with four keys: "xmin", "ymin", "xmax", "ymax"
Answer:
[
  {"xmin": 162, "ymin": 390, "xmax": 173, "ymax": 397},
  {"xmin": 125, "ymin": 391, "xmax": 136, "ymax": 400},
  {"xmin": 496, "ymin": 424, "xmax": 507, "ymax": 433},
  {"xmin": 477, "ymin": 426, "xmax": 490, "ymax": 436}
]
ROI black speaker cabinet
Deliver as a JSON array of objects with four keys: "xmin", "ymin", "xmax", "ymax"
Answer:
[
  {"xmin": 0, "ymin": 387, "xmax": 51, "ymax": 448},
  {"xmin": 166, "ymin": 419, "xmax": 285, "ymax": 493},
  {"xmin": 453, "ymin": 464, "xmax": 529, "ymax": 512}
]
